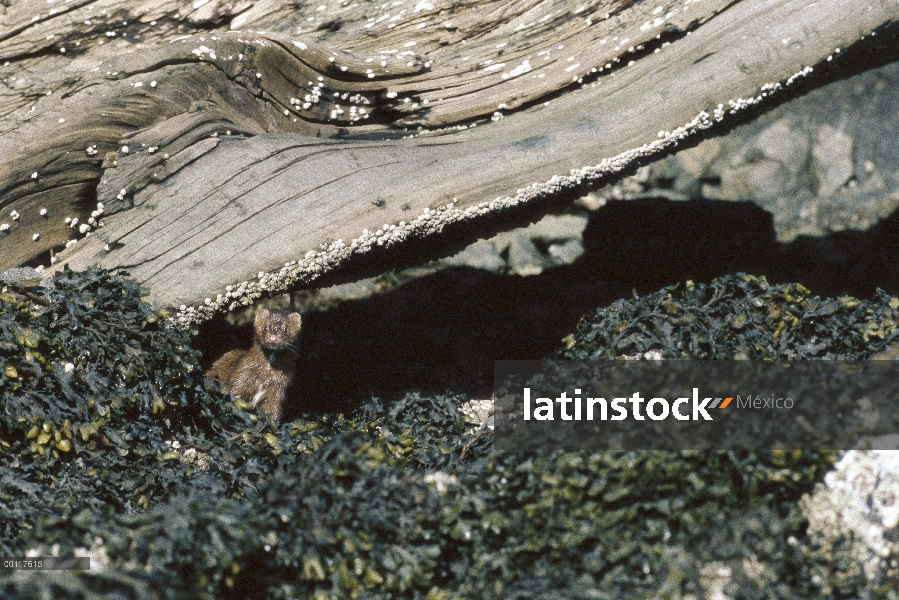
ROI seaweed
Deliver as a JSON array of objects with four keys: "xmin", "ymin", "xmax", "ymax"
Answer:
[
  {"xmin": 558, "ymin": 274, "xmax": 899, "ymax": 360},
  {"xmin": 0, "ymin": 268, "xmax": 893, "ymax": 598}
]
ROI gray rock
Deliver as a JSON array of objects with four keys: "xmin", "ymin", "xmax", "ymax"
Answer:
[
  {"xmin": 0, "ymin": 266, "xmax": 48, "ymax": 289},
  {"xmin": 443, "ymin": 239, "xmax": 507, "ymax": 273},
  {"xmin": 812, "ymin": 125, "xmax": 854, "ymax": 197},
  {"xmin": 546, "ymin": 239, "xmax": 585, "ymax": 266},
  {"xmin": 719, "ymin": 120, "xmax": 810, "ymax": 201},
  {"xmin": 506, "ymin": 235, "xmax": 545, "ymax": 277},
  {"xmin": 720, "ymin": 158, "xmax": 799, "ymax": 201},
  {"xmin": 801, "ymin": 451, "xmax": 899, "ymax": 589},
  {"xmin": 748, "ymin": 119, "xmax": 810, "ymax": 171},
  {"xmin": 526, "ymin": 213, "xmax": 589, "ymax": 241},
  {"xmin": 445, "ymin": 213, "xmax": 589, "ymax": 276},
  {"xmin": 676, "ymin": 138, "xmax": 723, "ymax": 180},
  {"xmin": 317, "ymin": 278, "xmax": 384, "ymax": 302}
]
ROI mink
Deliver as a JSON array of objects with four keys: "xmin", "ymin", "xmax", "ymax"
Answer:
[{"xmin": 206, "ymin": 308, "xmax": 302, "ymax": 420}]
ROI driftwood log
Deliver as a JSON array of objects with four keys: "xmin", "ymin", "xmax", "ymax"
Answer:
[{"xmin": 0, "ymin": 0, "xmax": 897, "ymax": 324}]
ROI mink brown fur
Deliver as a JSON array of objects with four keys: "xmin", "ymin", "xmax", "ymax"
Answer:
[{"xmin": 206, "ymin": 308, "xmax": 302, "ymax": 420}]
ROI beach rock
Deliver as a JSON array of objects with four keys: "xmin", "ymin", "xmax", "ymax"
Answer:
[
  {"xmin": 0, "ymin": 267, "xmax": 45, "ymax": 288},
  {"xmin": 442, "ymin": 239, "xmax": 507, "ymax": 273},
  {"xmin": 801, "ymin": 450, "xmax": 899, "ymax": 590},
  {"xmin": 812, "ymin": 125, "xmax": 855, "ymax": 197},
  {"xmin": 505, "ymin": 236, "xmax": 546, "ymax": 277},
  {"xmin": 445, "ymin": 213, "xmax": 588, "ymax": 277},
  {"xmin": 719, "ymin": 120, "xmax": 810, "ymax": 201}
]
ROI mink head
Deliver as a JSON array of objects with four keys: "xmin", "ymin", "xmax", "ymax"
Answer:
[{"xmin": 254, "ymin": 308, "xmax": 302, "ymax": 350}]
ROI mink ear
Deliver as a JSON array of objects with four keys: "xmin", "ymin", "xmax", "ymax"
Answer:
[
  {"xmin": 255, "ymin": 308, "xmax": 270, "ymax": 325},
  {"xmin": 289, "ymin": 312, "xmax": 302, "ymax": 330}
]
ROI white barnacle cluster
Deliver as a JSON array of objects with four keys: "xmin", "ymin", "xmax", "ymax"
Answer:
[
  {"xmin": 191, "ymin": 45, "xmax": 217, "ymax": 60},
  {"xmin": 711, "ymin": 65, "xmax": 813, "ymax": 122},
  {"xmin": 170, "ymin": 58, "xmax": 839, "ymax": 329},
  {"xmin": 86, "ymin": 145, "xmax": 99, "ymax": 156},
  {"xmin": 785, "ymin": 65, "xmax": 814, "ymax": 87},
  {"xmin": 727, "ymin": 97, "xmax": 758, "ymax": 113},
  {"xmin": 62, "ymin": 202, "xmax": 104, "ymax": 241},
  {"xmin": 401, "ymin": 122, "xmax": 476, "ymax": 139},
  {"xmin": 712, "ymin": 103, "xmax": 726, "ymax": 121},
  {"xmin": 289, "ymin": 78, "xmax": 325, "ymax": 112},
  {"xmin": 316, "ymin": 89, "xmax": 373, "ymax": 123},
  {"xmin": 88, "ymin": 202, "xmax": 104, "ymax": 228}
]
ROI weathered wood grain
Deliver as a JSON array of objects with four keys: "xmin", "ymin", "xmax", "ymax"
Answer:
[{"xmin": 0, "ymin": 0, "xmax": 896, "ymax": 323}]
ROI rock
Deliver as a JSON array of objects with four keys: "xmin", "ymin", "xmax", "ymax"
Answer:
[
  {"xmin": 669, "ymin": 138, "xmax": 724, "ymax": 197},
  {"xmin": 676, "ymin": 138, "xmax": 723, "ymax": 180},
  {"xmin": 801, "ymin": 450, "xmax": 899, "ymax": 586},
  {"xmin": 317, "ymin": 278, "xmax": 385, "ymax": 303},
  {"xmin": 0, "ymin": 267, "xmax": 50, "ymax": 289},
  {"xmin": 447, "ymin": 213, "xmax": 589, "ymax": 276},
  {"xmin": 501, "ymin": 213, "xmax": 589, "ymax": 276},
  {"xmin": 750, "ymin": 119, "xmax": 811, "ymax": 170},
  {"xmin": 720, "ymin": 158, "xmax": 798, "ymax": 201},
  {"xmin": 574, "ymin": 192, "xmax": 608, "ymax": 211},
  {"xmin": 812, "ymin": 125, "xmax": 855, "ymax": 197},
  {"xmin": 546, "ymin": 239, "xmax": 585, "ymax": 266},
  {"xmin": 443, "ymin": 239, "xmax": 507, "ymax": 273},
  {"xmin": 719, "ymin": 120, "xmax": 810, "ymax": 201},
  {"xmin": 506, "ymin": 235, "xmax": 545, "ymax": 277},
  {"xmin": 525, "ymin": 214, "xmax": 589, "ymax": 242}
]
